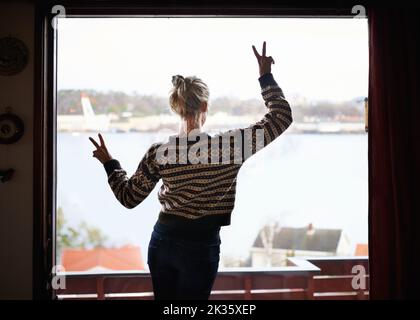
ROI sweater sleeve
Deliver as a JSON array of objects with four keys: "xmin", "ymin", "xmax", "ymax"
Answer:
[
  {"xmin": 219, "ymin": 73, "xmax": 293, "ymax": 164},
  {"xmin": 103, "ymin": 143, "xmax": 161, "ymax": 209}
]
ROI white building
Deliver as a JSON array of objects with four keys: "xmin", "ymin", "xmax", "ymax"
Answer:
[{"xmin": 57, "ymin": 93, "xmax": 110, "ymax": 132}]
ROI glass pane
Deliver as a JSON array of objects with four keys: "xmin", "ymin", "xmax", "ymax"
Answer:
[{"xmin": 56, "ymin": 18, "xmax": 368, "ymax": 272}]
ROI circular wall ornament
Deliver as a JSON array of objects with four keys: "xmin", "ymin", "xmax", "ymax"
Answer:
[
  {"xmin": 0, "ymin": 107, "xmax": 25, "ymax": 144},
  {"xmin": 0, "ymin": 36, "xmax": 29, "ymax": 76}
]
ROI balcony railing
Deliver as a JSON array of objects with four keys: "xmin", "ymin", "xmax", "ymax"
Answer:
[{"xmin": 56, "ymin": 256, "xmax": 369, "ymax": 300}]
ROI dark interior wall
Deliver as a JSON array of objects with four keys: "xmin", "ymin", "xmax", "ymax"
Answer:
[
  {"xmin": 0, "ymin": 0, "xmax": 372, "ymax": 300},
  {"xmin": 0, "ymin": 0, "xmax": 417, "ymax": 300},
  {"xmin": 0, "ymin": 1, "xmax": 35, "ymax": 299},
  {"xmin": 0, "ymin": 0, "xmax": 363, "ymax": 300}
]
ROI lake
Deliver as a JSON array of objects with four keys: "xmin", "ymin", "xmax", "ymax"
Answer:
[{"xmin": 57, "ymin": 131, "xmax": 368, "ymax": 265}]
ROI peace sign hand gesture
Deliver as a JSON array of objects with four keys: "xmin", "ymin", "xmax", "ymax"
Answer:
[
  {"xmin": 252, "ymin": 41, "xmax": 275, "ymax": 77},
  {"xmin": 89, "ymin": 133, "xmax": 113, "ymax": 164}
]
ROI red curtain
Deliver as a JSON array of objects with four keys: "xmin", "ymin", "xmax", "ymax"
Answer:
[{"xmin": 368, "ymin": 7, "xmax": 420, "ymax": 299}]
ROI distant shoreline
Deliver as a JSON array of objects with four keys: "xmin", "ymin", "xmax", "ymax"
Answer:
[{"xmin": 57, "ymin": 122, "xmax": 367, "ymax": 135}]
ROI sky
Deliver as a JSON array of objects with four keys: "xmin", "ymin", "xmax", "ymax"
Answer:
[{"xmin": 57, "ymin": 18, "xmax": 368, "ymax": 102}]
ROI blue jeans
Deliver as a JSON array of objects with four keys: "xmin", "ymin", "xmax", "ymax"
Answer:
[{"xmin": 147, "ymin": 222, "xmax": 221, "ymax": 300}]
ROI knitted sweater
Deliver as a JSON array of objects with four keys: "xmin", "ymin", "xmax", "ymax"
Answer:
[{"xmin": 103, "ymin": 73, "xmax": 293, "ymax": 230}]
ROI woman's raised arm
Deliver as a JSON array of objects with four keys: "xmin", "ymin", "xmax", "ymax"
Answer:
[
  {"xmin": 218, "ymin": 42, "xmax": 293, "ymax": 164},
  {"xmin": 90, "ymin": 134, "xmax": 161, "ymax": 209}
]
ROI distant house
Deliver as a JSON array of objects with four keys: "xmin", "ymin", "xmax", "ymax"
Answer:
[
  {"xmin": 57, "ymin": 94, "xmax": 110, "ymax": 132},
  {"xmin": 355, "ymin": 243, "xmax": 369, "ymax": 256},
  {"xmin": 61, "ymin": 245, "xmax": 145, "ymax": 272},
  {"xmin": 250, "ymin": 223, "xmax": 352, "ymax": 267}
]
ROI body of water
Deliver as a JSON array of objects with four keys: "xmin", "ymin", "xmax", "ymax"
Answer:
[{"xmin": 57, "ymin": 131, "xmax": 368, "ymax": 266}]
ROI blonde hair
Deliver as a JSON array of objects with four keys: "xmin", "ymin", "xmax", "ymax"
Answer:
[{"xmin": 169, "ymin": 75, "xmax": 210, "ymax": 120}]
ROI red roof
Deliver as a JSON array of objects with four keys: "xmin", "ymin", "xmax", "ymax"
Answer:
[
  {"xmin": 61, "ymin": 245, "xmax": 145, "ymax": 272},
  {"xmin": 355, "ymin": 243, "xmax": 368, "ymax": 256}
]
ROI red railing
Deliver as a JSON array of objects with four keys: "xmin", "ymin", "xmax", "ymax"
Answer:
[{"xmin": 56, "ymin": 256, "xmax": 369, "ymax": 300}]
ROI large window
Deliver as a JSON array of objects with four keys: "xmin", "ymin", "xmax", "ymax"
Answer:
[{"xmin": 56, "ymin": 17, "xmax": 368, "ymax": 272}]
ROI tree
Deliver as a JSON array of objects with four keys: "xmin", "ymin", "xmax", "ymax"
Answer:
[{"xmin": 56, "ymin": 206, "xmax": 110, "ymax": 259}]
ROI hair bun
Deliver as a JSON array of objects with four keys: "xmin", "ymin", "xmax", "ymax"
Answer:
[{"xmin": 172, "ymin": 75, "xmax": 185, "ymax": 87}]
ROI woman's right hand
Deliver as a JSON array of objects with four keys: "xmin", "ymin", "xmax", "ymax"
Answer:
[{"xmin": 252, "ymin": 41, "xmax": 275, "ymax": 77}]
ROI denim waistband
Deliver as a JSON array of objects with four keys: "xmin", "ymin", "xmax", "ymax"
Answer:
[{"xmin": 153, "ymin": 221, "xmax": 221, "ymax": 243}]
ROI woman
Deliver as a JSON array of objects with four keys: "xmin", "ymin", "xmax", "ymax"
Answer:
[{"xmin": 89, "ymin": 42, "xmax": 293, "ymax": 300}]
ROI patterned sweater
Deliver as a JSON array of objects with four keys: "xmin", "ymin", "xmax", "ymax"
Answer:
[{"xmin": 103, "ymin": 73, "xmax": 293, "ymax": 230}]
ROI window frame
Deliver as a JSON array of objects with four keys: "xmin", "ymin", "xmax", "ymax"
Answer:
[{"xmin": 33, "ymin": 0, "xmax": 367, "ymax": 299}]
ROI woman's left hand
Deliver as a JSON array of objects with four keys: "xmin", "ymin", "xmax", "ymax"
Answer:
[{"xmin": 89, "ymin": 133, "xmax": 113, "ymax": 164}]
